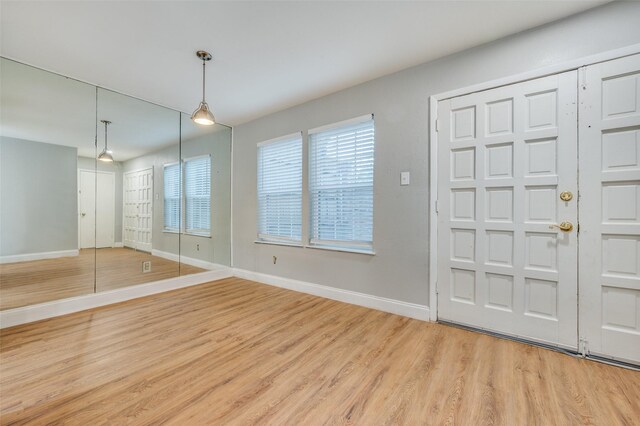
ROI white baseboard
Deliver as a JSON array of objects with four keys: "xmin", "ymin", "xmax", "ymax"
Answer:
[
  {"xmin": 114, "ymin": 242, "xmax": 124, "ymax": 248},
  {"xmin": 232, "ymin": 268, "xmax": 430, "ymax": 321},
  {"xmin": 0, "ymin": 268, "xmax": 233, "ymax": 329},
  {"xmin": 151, "ymin": 249, "xmax": 225, "ymax": 271},
  {"xmin": 0, "ymin": 249, "xmax": 79, "ymax": 264}
]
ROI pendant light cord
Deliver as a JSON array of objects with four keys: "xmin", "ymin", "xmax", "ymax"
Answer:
[
  {"xmin": 202, "ymin": 60, "xmax": 206, "ymax": 103},
  {"xmin": 104, "ymin": 122, "xmax": 108, "ymax": 150}
]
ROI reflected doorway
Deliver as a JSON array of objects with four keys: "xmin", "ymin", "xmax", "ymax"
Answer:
[{"xmin": 78, "ymin": 169, "xmax": 115, "ymax": 249}]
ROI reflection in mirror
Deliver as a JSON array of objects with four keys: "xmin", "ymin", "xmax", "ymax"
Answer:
[
  {"xmin": 95, "ymin": 88, "xmax": 188, "ymax": 292},
  {"xmin": 0, "ymin": 58, "xmax": 97, "ymax": 310},
  {"xmin": 179, "ymin": 113, "xmax": 232, "ymax": 271}
]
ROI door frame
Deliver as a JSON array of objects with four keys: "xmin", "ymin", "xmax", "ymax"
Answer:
[
  {"xmin": 77, "ymin": 168, "xmax": 116, "ymax": 249},
  {"xmin": 428, "ymin": 43, "xmax": 640, "ymax": 322}
]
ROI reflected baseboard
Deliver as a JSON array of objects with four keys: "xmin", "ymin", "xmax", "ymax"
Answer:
[
  {"xmin": 0, "ymin": 249, "xmax": 79, "ymax": 264},
  {"xmin": 114, "ymin": 242, "xmax": 124, "ymax": 248},
  {"xmin": 0, "ymin": 267, "xmax": 233, "ymax": 328},
  {"xmin": 151, "ymin": 249, "xmax": 226, "ymax": 271}
]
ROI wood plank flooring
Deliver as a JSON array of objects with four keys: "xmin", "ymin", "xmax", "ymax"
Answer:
[
  {"xmin": 1, "ymin": 277, "xmax": 639, "ymax": 425},
  {"xmin": 0, "ymin": 248, "xmax": 205, "ymax": 310}
]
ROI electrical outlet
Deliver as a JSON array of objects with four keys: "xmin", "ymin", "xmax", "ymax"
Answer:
[
  {"xmin": 142, "ymin": 261, "xmax": 151, "ymax": 273},
  {"xmin": 273, "ymin": 256, "xmax": 277, "ymax": 264},
  {"xmin": 196, "ymin": 244, "xmax": 200, "ymax": 251},
  {"xmin": 400, "ymin": 171, "xmax": 410, "ymax": 186}
]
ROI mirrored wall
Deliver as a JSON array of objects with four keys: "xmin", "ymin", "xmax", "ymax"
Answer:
[{"xmin": 0, "ymin": 58, "xmax": 231, "ymax": 310}]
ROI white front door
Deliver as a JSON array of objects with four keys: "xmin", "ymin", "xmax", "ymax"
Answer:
[
  {"xmin": 123, "ymin": 168, "xmax": 153, "ymax": 252},
  {"xmin": 79, "ymin": 170, "xmax": 115, "ymax": 249},
  {"xmin": 437, "ymin": 71, "xmax": 579, "ymax": 349},
  {"xmin": 579, "ymin": 53, "xmax": 640, "ymax": 364}
]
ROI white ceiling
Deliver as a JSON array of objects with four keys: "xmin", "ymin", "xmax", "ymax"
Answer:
[{"xmin": 1, "ymin": 1, "xmax": 607, "ymax": 126}]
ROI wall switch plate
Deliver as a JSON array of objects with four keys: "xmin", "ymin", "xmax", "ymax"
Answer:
[
  {"xmin": 142, "ymin": 261, "xmax": 151, "ymax": 273},
  {"xmin": 400, "ymin": 171, "xmax": 410, "ymax": 186}
]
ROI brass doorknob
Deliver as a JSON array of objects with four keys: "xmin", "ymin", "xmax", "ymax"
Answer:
[
  {"xmin": 560, "ymin": 191, "xmax": 573, "ymax": 201},
  {"xmin": 549, "ymin": 221, "xmax": 573, "ymax": 232}
]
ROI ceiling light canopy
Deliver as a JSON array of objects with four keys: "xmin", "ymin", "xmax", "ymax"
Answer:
[
  {"xmin": 191, "ymin": 50, "xmax": 215, "ymax": 126},
  {"xmin": 98, "ymin": 119, "xmax": 113, "ymax": 162}
]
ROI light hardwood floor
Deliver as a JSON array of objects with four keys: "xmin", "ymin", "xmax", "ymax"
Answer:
[
  {"xmin": 1, "ymin": 278, "xmax": 638, "ymax": 425},
  {"xmin": 0, "ymin": 248, "xmax": 205, "ymax": 310}
]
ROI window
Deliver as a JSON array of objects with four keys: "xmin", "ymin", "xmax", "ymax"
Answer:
[
  {"xmin": 184, "ymin": 155, "xmax": 211, "ymax": 236},
  {"xmin": 163, "ymin": 163, "xmax": 181, "ymax": 232},
  {"xmin": 163, "ymin": 156, "xmax": 211, "ymax": 236},
  {"xmin": 309, "ymin": 115, "xmax": 374, "ymax": 252},
  {"xmin": 257, "ymin": 134, "xmax": 302, "ymax": 243}
]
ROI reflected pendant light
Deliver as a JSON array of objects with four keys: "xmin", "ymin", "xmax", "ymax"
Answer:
[
  {"xmin": 98, "ymin": 120, "xmax": 114, "ymax": 162},
  {"xmin": 191, "ymin": 50, "xmax": 216, "ymax": 126}
]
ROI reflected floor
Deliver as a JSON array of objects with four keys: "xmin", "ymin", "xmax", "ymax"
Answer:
[{"xmin": 0, "ymin": 248, "xmax": 205, "ymax": 310}]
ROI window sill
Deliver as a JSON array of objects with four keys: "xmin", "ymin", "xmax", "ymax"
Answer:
[
  {"xmin": 162, "ymin": 230, "xmax": 211, "ymax": 238},
  {"xmin": 254, "ymin": 240, "xmax": 303, "ymax": 248},
  {"xmin": 306, "ymin": 244, "xmax": 375, "ymax": 256}
]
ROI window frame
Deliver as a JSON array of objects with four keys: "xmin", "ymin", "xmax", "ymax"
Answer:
[
  {"xmin": 162, "ymin": 155, "xmax": 212, "ymax": 238},
  {"xmin": 307, "ymin": 114, "xmax": 375, "ymax": 254},
  {"xmin": 256, "ymin": 132, "xmax": 303, "ymax": 245},
  {"xmin": 163, "ymin": 161, "xmax": 181, "ymax": 233},
  {"xmin": 183, "ymin": 154, "xmax": 212, "ymax": 238}
]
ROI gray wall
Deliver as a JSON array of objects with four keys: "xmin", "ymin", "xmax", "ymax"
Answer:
[
  {"xmin": 77, "ymin": 156, "xmax": 124, "ymax": 244},
  {"xmin": 0, "ymin": 136, "xmax": 78, "ymax": 256},
  {"xmin": 123, "ymin": 127, "xmax": 232, "ymax": 266},
  {"xmin": 123, "ymin": 144, "xmax": 181, "ymax": 257},
  {"xmin": 232, "ymin": 2, "xmax": 640, "ymax": 305},
  {"xmin": 180, "ymin": 127, "xmax": 232, "ymax": 266}
]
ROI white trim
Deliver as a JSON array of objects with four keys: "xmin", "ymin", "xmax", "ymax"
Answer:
[
  {"xmin": 256, "ymin": 131, "xmax": 302, "ymax": 147},
  {"xmin": 254, "ymin": 239, "xmax": 303, "ymax": 248},
  {"xmin": 308, "ymin": 113, "xmax": 373, "ymax": 135},
  {"xmin": 0, "ymin": 249, "xmax": 79, "ymax": 264},
  {"xmin": 114, "ymin": 242, "xmax": 124, "ymax": 248},
  {"xmin": 0, "ymin": 268, "xmax": 233, "ymax": 329},
  {"xmin": 428, "ymin": 44, "xmax": 640, "ymax": 325},
  {"xmin": 151, "ymin": 249, "xmax": 227, "ymax": 271},
  {"xmin": 230, "ymin": 126, "xmax": 235, "ymax": 268},
  {"xmin": 428, "ymin": 96, "xmax": 439, "ymax": 322},
  {"xmin": 233, "ymin": 268, "xmax": 430, "ymax": 321}
]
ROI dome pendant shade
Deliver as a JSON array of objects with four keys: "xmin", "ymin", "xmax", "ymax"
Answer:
[
  {"xmin": 191, "ymin": 101, "xmax": 215, "ymax": 125},
  {"xmin": 191, "ymin": 50, "xmax": 215, "ymax": 126},
  {"xmin": 98, "ymin": 149, "xmax": 114, "ymax": 162}
]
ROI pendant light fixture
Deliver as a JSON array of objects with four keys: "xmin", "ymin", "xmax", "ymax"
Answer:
[
  {"xmin": 191, "ymin": 50, "xmax": 216, "ymax": 126},
  {"xmin": 98, "ymin": 120, "xmax": 114, "ymax": 162}
]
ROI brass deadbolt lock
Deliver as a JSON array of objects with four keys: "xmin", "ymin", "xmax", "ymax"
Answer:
[{"xmin": 560, "ymin": 191, "xmax": 573, "ymax": 202}]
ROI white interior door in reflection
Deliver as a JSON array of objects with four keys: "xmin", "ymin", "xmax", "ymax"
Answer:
[
  {"xmin": 123, "ymin": 168, "xmax": 153, "ymax": 253},
  {"xmin": 79, "ymin": 169, "xmax": 115, "ymax": 249}
]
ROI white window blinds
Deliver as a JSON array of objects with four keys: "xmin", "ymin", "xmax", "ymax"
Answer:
[
  {"xmin": 309, "ymin": 116, "xmax": 374, "ymax": 250},
  {"xmin": 257, "ymin": 135, "xmax": 302, "ymax": 243},
  {"xmin": 164, "ymin": 163, "xmax": 181, "ymax": 231},
  {"xmin": 185, "ymin": 155, "xmax": 211, "ymax": 236}
]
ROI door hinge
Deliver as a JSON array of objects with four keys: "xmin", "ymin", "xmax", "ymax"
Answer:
[
  {"xmin": 435, "ymin": 119, "xmax": 440, "ymax": 132},
  {"xmin": 435, "ymin": 200, "xmax": 439, "ymax": 213},
  {"xmin": 579, "ymin": 337, "xmax": 590, "ymax": 357}
]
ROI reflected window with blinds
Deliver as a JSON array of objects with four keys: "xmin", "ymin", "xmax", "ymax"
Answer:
[
  {"xmin": 184, "ymin": 155, "xmax": 211, "ymax": 236},
  {"xmin": 257, "ymin": 134, "xmax": 302, "ymax": 243},
  {"xmin": 309, "ymin": 115, "xmax": 374, "ymax": 252},
  {"xmin": 163, "ymin": 162, "xmax": 181, "ymax": 232}
]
